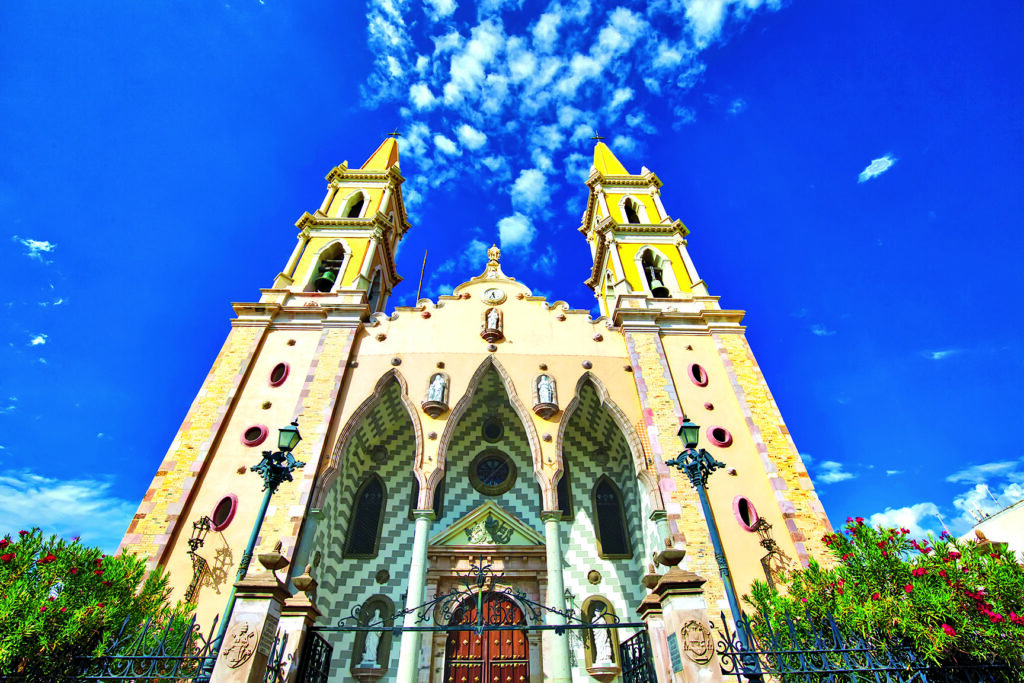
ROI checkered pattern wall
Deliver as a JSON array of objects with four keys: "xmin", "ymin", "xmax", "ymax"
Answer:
[{"xmin": 559, "ymin": 383, "xmax": 648, "ymax": 680}]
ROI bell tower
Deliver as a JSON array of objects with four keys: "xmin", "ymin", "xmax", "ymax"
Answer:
[
  {"xmin": 580, "ymin": 141, "xmax": 709, "ymax": 318},
  {"xmin": 272, "ymin": 136, "xmax": 410, "ymax": 314}
]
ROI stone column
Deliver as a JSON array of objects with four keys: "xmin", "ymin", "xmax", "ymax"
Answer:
[
  {"xmin": 211, "ymin": 572, "xmax": 290, "ymax": 682},
  {"xmin": 395, "ymin": 510, "xmax": 434, "ymax": 683},
  {"xmin": 542, "ymin": 511, "xmax": 572, "ymax": 683},
  {"xmin": 275, "ymin": 566, "xmax": 322, "ymax": 682},
  {"xmin": 651, "ymin": 563, "xmax": 723, "ymax": 683},
  {"xmin": 356, "ymin": 228, "xmax": 382, "ymax": 288}
]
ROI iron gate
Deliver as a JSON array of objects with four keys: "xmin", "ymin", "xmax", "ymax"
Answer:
[{"xmin": 620, "ymin": 630, "xmax": 657, "ymax": 683}]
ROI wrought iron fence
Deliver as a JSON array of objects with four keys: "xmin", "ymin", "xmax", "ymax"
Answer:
[
  {"xmin": 295, "ymin": 631, "xmax": 333, "ymax": 683},
  {"xmin": 620, "ymin": 630, "xmax": 657, "ymax": 683},
  {"xmin": 715, "ymin": 610, "xmax": 1012, "ymax": 682}
]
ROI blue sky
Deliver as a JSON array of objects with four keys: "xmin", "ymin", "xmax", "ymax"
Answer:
[{"xmin": 1, "ymin": 1, "xmax": 1022, "ymax": 551}]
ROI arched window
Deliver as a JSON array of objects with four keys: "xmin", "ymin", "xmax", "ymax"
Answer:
[
  {"xmin": 592, "ymin": 477, "xmax": 631, "ymax": 558},
  {"xmin": 343, "ymin": 191, "xmax": 366, "ymax": 218},
  {"xmin": 581, "ymin": 596, "xmax": 621, "ymax": 669},
  {"xmin": 640, "ymin": 250, "xmax": 670, "ymax": 298},
  {"xmin": 409, "ymin": 476, "xmax": 444, "ymax": 520},
  {"xmin": 367, "ymin": 269, "xmax": 383, "ymax": 312},
  {"xmin": 623, "ymin": 198, "xmax": 640, "ymax": 224},
  {"xmin": 556, "ymin": 461, "xmax": 573, "ymax": 520},
  {"xmin": 307, "ymin": 242, "xmax": 347, "ymax": 293},
  {"xmin": 345, "ymin": 475, "xmax": 386, "ymax": 558}
]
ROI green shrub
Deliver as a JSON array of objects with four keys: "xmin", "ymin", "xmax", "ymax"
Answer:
[
  {"xmin": 0, "ymin": 528, "xmax": 193, "ymax": 679},
  {"xmin": 745, "ymin": 518, "xmax": 1024, "ymax": 678}
]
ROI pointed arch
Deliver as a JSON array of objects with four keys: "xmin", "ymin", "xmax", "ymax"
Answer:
[
  {"xmin": 556, "ymin": 372, "xmax": 665, "ymax": 514},
  {"xmin": 340, "ymin": 190, "xmax": 368, "ymax": 218},
  {"xmin": 310, "ymin": 368, "xmax": 423, "ymax": 509},
  {"xmin": 344, "ymin": 473, "xmax": 387, "ymax": 558},
  {"xmin": 617, "ymin": 194, "xmax": 650, "ymax": 224},
  {"xmin": 592, "ymin": 475, "xmax": 632, "ymax": 558},
  {"xmin": 433, "ymin": 356, "xmax": 542, "ymax": 496}
]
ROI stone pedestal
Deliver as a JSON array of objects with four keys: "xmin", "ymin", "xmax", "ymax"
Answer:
[
  {"xmin": 586, "ymin": 663, "xmax": 621, "ymax": 682},
  {"xmin": 651, "ymin": 568, "xmax": 723, "ymax": 683},
  {"xmin": 211, "ymin": 572, "xmax": 290, "ymax": 682},
  {"xmin": 275, "ymin": 592, "xmax": 322, "ymax": 682},
  {"xmin": 352, "ymin": 666, "xmax": 387, "ymax": 682}
]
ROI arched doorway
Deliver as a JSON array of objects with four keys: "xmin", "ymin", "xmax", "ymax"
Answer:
[{"xmin": 443, "ymin": 593, "xmax": 528, "ymax": 683}]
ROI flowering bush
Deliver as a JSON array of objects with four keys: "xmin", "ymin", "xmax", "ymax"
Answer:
[
  {"xmin": 745, "ymin": 518, "xmax": 1024, "ymax": 677},
  {"xmin": 0, "ymin": 528, "xmax": 192, "ymax": 678}
]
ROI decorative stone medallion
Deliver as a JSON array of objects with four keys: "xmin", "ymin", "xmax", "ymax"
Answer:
[
  {"xmin": 222, "ymin": 621, "xmax": 258, "ymax": 668},
  {"xmin": 481, "ymin": 287, "xmax": 506, "ymax": 305},
  {"xmin": 587, "ymin": 569, "xmax": 602, "ymax": 585},
  {"xmin": 680, "ymin": 619, "xmax": 714, "ymax": 664}
]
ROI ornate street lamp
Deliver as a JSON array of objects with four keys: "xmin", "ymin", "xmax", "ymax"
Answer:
[
  {"xmin": 664, "ymin": 417, "xmax": 761, "ymax": 678},
  {"xmin": 211, "ymin": 420, "xmax": 305, "ymax": 650}
]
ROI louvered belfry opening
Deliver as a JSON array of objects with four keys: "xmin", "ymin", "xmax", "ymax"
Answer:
[
  {"xmin": 595, "ymin": 478, "xmax": 630, "ymax": 557},
  {"xmin": 346, "ymin": 475, "xmax": 386, "ymax": 557}
]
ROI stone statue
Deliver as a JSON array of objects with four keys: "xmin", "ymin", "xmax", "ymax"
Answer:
[
  {"xmin": 537, "ymin": 375, "xmax": 555, "ymax": 404},
  {"xmin": 427, "ymin": 373, "xmax": 446, "ymax": 402},
  {"xmin": 486, "ymin": 307, "xmax": 500, "ymax": 331},
  {"xmin": 591, "ymin": 604, "xmax": 614, "ymax": 666},
  {"xmin": 358, "ymin": 606, "xmax": 382, "ymax": 668}
]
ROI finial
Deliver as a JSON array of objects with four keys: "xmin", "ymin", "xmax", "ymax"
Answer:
[
  {"xmin": 590, "ymin": 133, "xmax": 605, "ymax": 141},
  {"xmin": 387, "ymin": 129, "xmax": 402, "ymax": 138},
  {"xmin": 487, "ymin": 243, "xmax": 501, "ymax": 267}
]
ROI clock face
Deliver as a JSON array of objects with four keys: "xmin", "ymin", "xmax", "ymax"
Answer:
[{"xmin": 482, "ymin": 287, "xmax": 506, "ymax": 304}]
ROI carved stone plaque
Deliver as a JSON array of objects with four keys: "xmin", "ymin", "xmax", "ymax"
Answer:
[
  {"xmin": 680, "ymin": 619, "xmax": 714, "ymax": 664},
  {"xmin": 222, "ymin": 621, "xmax": 258, "ymax": 668}
]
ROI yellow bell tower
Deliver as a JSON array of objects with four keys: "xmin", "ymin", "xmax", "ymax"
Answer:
[
  {"xmin": 581, "ymin": 141, "xmax": 709, "ymax": 318},
  {"xmin": 272, "ymin": 136, "xmax": 410, "ymax": 314}
]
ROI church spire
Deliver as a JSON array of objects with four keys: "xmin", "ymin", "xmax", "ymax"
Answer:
[
  {"xmin": 361, "ymin": 136, "xmax": 400, "ymax": 170},
  {"xmin": 593, "ymin": 141, "xmax": 628, "ymax": 176}
]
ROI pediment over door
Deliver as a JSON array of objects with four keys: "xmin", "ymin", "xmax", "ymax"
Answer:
[{"xmin": 430, "ymin": 501, "xmax": 544, "ymax": 547}]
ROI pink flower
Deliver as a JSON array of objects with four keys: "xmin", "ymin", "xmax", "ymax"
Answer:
[
  {"xmin": 1010, "ymin": 613, "xmax": 1024, "ymax": 626},
  {"xmin": 0, "ymin": 553, "xmax": 14, "ymax": 563},
  {"xmin": 912, "ymin": 568, "xmax": 928, "ymax": 577},
  {"xmin": 18, "ymin": 530, "xmax": 28, "ymax": 537},
  {"xmin": 39, "ymin": 606, "xmax": 46, "ymax": 613},
  {"xmin": 856, "ymin": 517, "xmax": 865, "ymax": 524},
  {"xmin": 903, "ymin": 584, "xmax": 913, "ymax": 594},
  {"xmin": 59, "ymin": 607, "xmax": 67, "ymax": 613},
  {"xmin": 0, "ymin": 538, "xmax": 9, "ymax": 549},
  {"xmin": 37, "ymin": 553, "xmax": 56, "ymax": 565},
  {"xmin": 900, "ymin": 528, "xmax": 910, "ymax": 535},
  {"xmin": 871, "ymin": 592, "xmax": 881, "ymax": 601},
  {"xmin": 946, "ymin": 551, "xmax": 961, "ymax": 560},
  {"xmin": 70, "ymin": 568, "xmax": 78, "ymax": 575},
  {"xmin": 941, "ymin": 624, "xmax": 956, "ymax": 636},
  {"xmin": 989, "ymin": 613, "xmax": 1004, "ymax": 624},
  {"xmin": 801, "ymin": 598, "xmax": 808, "ymax": 603}
]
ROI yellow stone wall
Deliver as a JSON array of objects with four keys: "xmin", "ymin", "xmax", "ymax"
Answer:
[{"xmin": 602, "ymin": 191, "xmax": 660, "ymax": 224}]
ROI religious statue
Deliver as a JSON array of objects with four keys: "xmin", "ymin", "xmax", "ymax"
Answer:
[
  {"xmin": 537, "ymin": 375, "xmax": 555, "ymax": 404},
  {"xmin": 591, "ymin": 604, "xmax": 614, "ymax": 666},
  {"xmin": 486, "ymin": 307, "xmax": 500, "ymax": 331},
  {"xmin": 358, "ymin": 606, "xmax": 382, "ymax": 668},
  {"xmin": 486, "ymin": 243, "xmax": 501, "ymax": 277},
  {"xmin": 481, "ymin": 305, "xmax": 503, "ymax": 342},
  {"xmin": 427, "ymin": 373, "xmax": 446, "ymax": 402}
]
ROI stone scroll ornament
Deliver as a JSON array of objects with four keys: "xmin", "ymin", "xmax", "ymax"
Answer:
[{"xmin": 679, "ymin": 619, "xmax": 715, "ymax": 664}]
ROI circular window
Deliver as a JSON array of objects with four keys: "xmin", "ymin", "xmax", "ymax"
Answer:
[
  {"xmin": 734, "ymin": 496, "xmax": 759, "ymax": 531},
  {"xmin": 241, "ymin": 425, "xmax": 268, "ymax": 447},
  {"xmin": 688, "ymin": 363, "xmax": 709, "ymax": 387},
  {"xmin": 482, "ymin": 416, "xmax": 504, "ymax": 443},
  {"xmin": 706, "ymin": 426, "xmax": 733, "ymax": 447},
  {"xmin": 270, "ymin": 362, "xmax": 289, "ymax": 386},
  {"xmin": 469, "ymin": 449, "xmax": 517, "ymax": 496},
  {"xmin": 211, "ymin": 495, "xmax": 238, "ymax": 531}
]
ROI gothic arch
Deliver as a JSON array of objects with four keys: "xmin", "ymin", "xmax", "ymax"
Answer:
[
  {"xmin": 633, "ymin": 245, "xmax": 682, "ymax": 298},
  {"xmin": 618, "ymin": 194, "xmax": 650, "ymax": 224},
  {"xmin": 556, "ymin": 372, "xmax": 665, "ymax": 514},
  {"xmin": 302, "ymin": 238, "xmax": 354, "ymax": 293},
  {"xmin": 339, "ymin": 189, "xmax": 368, "ymax": 218},
  {"xmin": 433, "ymin": 356, "xmax": 542, "ymax": 497},
  {"xmin": 310, "ymin": 369, "xmax": 423, "ymax": 509}
]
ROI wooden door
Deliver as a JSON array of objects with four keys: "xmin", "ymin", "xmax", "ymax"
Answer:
[{"xmin": 443, "ymin": 594, "xmax": 529, "ymax": 683}]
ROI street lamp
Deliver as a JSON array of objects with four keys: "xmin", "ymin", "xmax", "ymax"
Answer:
[
  {"xmin": 211, "ymin": 419, "xmax": 305, "ymax": 650},
  {"xmin": 664, "ymin": 417, "xmax": 761, "ymax": 677}
]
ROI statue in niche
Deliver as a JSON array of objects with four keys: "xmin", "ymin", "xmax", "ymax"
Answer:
[
  {"xmin": 358, "ymin": 605, "xmax": 383, "ymax": 668},
  {"xmin": 533, "ymin": 374, "xmax": 558, "ymax": 418},
  {"xmin": 481, "ymin": 307, "xmax": 503, "ymax": 342},
  {"xmin": 591, "ymin": 603, "xmax": 614, "ymax": 666},
  {"xmin": 422, "ymin": 373, "xmax": 449, "ymax": 418}
]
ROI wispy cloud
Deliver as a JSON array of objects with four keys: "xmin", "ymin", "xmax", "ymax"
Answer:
[
  {"xmin": 869, "ymin": 502, "xmax": 940, "ymax": 538},
  {"xmin": 886, "ymin": 469, "xmax": 903, "ymax": 476},
  {"xmin": 946, "ymin": 460, "xmax": 1022, "ymax": 485},
  {"xmin": 810, "ymin": 324, "xmax": 835, "ymax": 337},
  {"xmin": 818, "ymin": 460, "xmax": 856, "ymax": 484},
  {"xmin": 0, "ymin": 469, "xmax": 136, "ymax": 553},
  {"xmin": 858, "ymin": 154, "xmax": 897, "ymax": 183},
  {"xmin": 29, "ymin": 334, "xmax": 47, "ymax": 346},
  {"xmin": 728, "ymin": 98, "xmax": 747, "ymax": 115},
  {"xmin": 12, "ymin": 236, "xmax": 57, "ymax": 261},
  {"xmin": 923, "ymin": 349, "xmax": 957, "ymax": 360}
]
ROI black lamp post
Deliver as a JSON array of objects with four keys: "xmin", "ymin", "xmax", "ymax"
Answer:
[
  {"xmin": 665, "ymin": 417, "xmax": 761, "ymax": 677},
  {"xmin": 211, "ymin": 420, "xmax": 305, "ymax": 649}
]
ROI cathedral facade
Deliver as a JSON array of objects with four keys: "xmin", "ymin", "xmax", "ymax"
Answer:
[{"xmin": 119, "ymin": 138, "xmax": 832, "ymax": 682}]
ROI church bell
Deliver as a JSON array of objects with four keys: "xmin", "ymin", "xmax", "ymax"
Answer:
[
  {"xmin": 314, "ymin": 269, "xmax": 337, "ymax": 293},
  {"xmin": 645, "ymin": 265, "xmax": 670, "ymax": 298}
]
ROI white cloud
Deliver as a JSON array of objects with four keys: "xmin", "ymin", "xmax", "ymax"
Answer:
[
  {"xmin": 534, "ymin": 246, "xmax": 557, "ymax": 272},
  {"xmin": 952, "ymin": 481, "xmax": 1024, "ymax": 531},
  {"xmin": 29, "ymin": 334, "xmax": 47, "ymax": 346},
  {"xmin": 924, "ymin": 349, "xmax": 958, "ymax": 360},
  {"xmin": 858, "ymin": 154, "xmax": 897, "ymax": 183},
  {"xmin": 0, "ymin": 469, "xmax": 137, "ymax": 553},
  {"xmin": 869, "ymin": 502, "xmax": 941, "ymax": 539},
  {"xmin": 497, "ymin": 213, "xmax": 535, "ymax": 251},
  {"xmin": 673, "ymin": 106, "xmax": 697, "ymax": 129},
  {"xmin": 818, "ymin": 460, "xmax": 855, "ymax": 484},
  {"xmin": 409, "ymin": 82, "xmax": 438, "ymax": 109},
  {"xmin": 510, "ymin": 168, "xmax": 549, "ymax": 211},
  {"xmin": 13, "ymin": 236, "xmax": 56, "ymax": 261},
  {"xmin": 434, "ymin": 134, "xmax": 461, "ymax": 156},
  {"xmin": 424, "ymin": 0, "xmax": 457, "ymax": 20},
  {"xmin": 810, "ymin": 324, "xmax": 835, "ymax": 337},
  {"xmin": 611, "ymin": 134, "xmax": 636, "ymax": 154},
  {"xmin": 946, "ymin": 461, "xmax": 1022, "ymax": 485},
  {"xmin": 728, "ymin": 97, "xmax": 746, "ymax": 115},
  {"xmin": 532, "ymin": 11, "xmax": 562, "ymax": 52},
  {"xmin": 608, "ymin": 87, "xmax": 633, "ymax": 110},
  {"xmin": 457, "ymin": 124, "xmax": 488, "ymax": 150},
  {"xmin": 886, "ymin": 469, "xmax": 903, "ymax": 476}
]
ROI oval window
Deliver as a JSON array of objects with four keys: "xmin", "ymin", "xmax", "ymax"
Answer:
[
  {"xmin": 211, "ymin": 495, "xmax": 237, "ymax": 531},
  {"xmin": 688, "ymin": 363, "xmax": 708, "ymax": 387},
  {"xmin": 734, "ymin": 496, "xmax": 759, "ymax": 531},
  {"xmin": 270, "ymin": 362, "xmax": 289, "ymax": 386},
  {"xmin": 241, "ymin": 425, "xmax": 268, "ymax": 447},
  {"xmin": 706, "ymin": 426, "xmax": 733, "ymax": 447}
]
